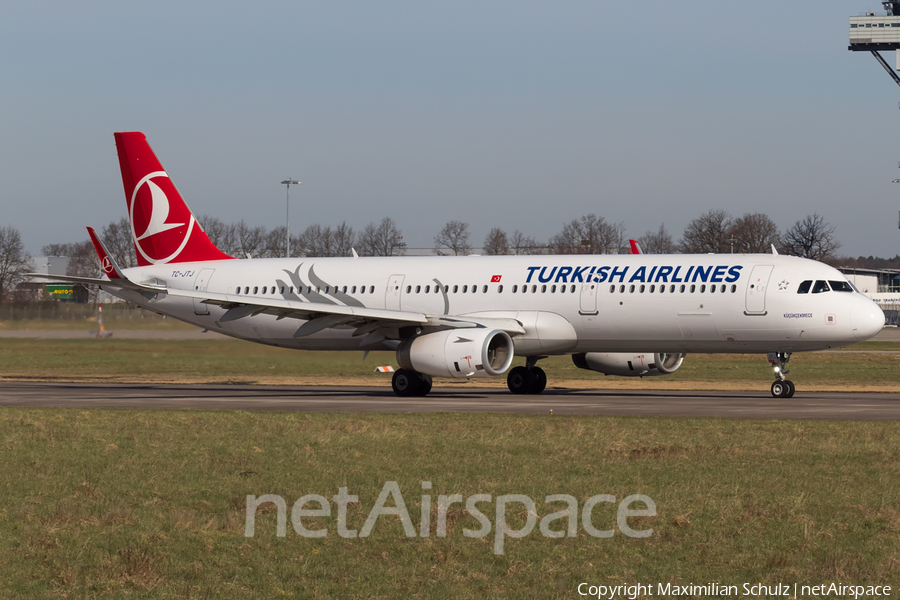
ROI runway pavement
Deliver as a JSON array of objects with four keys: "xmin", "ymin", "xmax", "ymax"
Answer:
[{"xmin": 1, "ymin": 382, "xmax": 899, "ymax": 420}]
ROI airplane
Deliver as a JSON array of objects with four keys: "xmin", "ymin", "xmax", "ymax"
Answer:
[{"xmin": 34, "ymin": 132, "xmax": 886, "ymax": 399}]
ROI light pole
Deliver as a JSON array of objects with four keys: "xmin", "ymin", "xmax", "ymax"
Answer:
[{"xmin": 281, "ymin": 178, "xmax": 300, "ymax": 257}]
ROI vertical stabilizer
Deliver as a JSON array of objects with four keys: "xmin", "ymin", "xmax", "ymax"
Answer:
[{"xmin": 114, "ymin": 132, "xmax": 233, "ymax": 266}]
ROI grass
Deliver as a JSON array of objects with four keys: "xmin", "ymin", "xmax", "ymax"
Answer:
[
  {"xmin": 1, "ymin": 338, "xmax": 900, "ymax": 391},
  {"xmin": 1, "ymin": 409, "xmax": 898, "ymax": 598}
]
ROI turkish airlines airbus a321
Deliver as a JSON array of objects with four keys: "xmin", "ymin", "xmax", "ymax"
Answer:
[{"xmin": 36, "ymin": 132, "xmax": 885, "ymax": 398}]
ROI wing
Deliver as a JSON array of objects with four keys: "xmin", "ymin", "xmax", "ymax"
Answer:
[
  {"xmin": 31, "ymin": 227, "xmax": 525, "ymax": 345},
  {"xmin": 164, "ymin": 287, "xmax": 526, "ymax": 343}
]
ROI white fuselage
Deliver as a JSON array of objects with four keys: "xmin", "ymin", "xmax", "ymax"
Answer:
[{"xmin": 103, "ymin": 253, "xmax": 885, "ymax": 355}]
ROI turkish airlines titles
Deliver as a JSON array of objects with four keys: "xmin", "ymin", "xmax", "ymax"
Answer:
[{"xmin": 523, "ymin": 264, "xmax": 744, "ymax": 285}]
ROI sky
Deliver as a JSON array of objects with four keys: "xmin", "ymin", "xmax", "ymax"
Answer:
[{"xmin": 2, "ymin": 1, "xmax": 899, "ymax": 258}]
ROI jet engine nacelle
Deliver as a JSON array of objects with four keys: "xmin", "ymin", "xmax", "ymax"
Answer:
[
  {"xmin": 397, "ymin": 329, "xmax": 514, "ymax": 378},
  {"xmin": 572, "ymin": 352, "xmax": 685, "ymax": 377}
]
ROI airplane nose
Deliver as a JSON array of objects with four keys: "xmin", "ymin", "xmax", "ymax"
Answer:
[{"xmin": 851, "ymin": 299, "xmax": 885, "ymax": 340}]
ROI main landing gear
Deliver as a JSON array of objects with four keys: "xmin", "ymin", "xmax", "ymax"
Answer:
[
  {"xmin": 768, "ymin": 352, "xmax": 795, "ymax": 398},
  {"xmin": 392, "ymin": 368, "xmax": 432, "ymax": 397},
  {"xmin": 507, "ymin": 356, "xmax": 547, "ymax": 395}
]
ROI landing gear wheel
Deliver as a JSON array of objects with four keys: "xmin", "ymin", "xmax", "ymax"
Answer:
[
  {"xmin": 393, "ymin": 368, "xmax": 430, "ymax": 397},
  {"xmin": 771, "ymin": 380, "xmax": 794, "ymax": 398},
  {"xmin": 532, "ymin": 367, "xmax": 547, "ymax": 394},
  {"xmin": 419, "ymin": 375, "xmax": 433, "ymax": 396},
  {"xmin": 783, "ymin": 380, "xmax": 795, "ymax": 398},
  {"xmin": 507, "ymin": 366, "xmax": 534, "ymax": 395}
]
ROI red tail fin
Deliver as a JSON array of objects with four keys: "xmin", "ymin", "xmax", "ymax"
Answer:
[{"xmin": 114, "ymin": 132, "xmax": 233, "ymax": 266}]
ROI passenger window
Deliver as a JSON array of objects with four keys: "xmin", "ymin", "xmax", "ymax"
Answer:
[
  {"xmin": 639, "ymin": 284, "xmax": 645, "ymax": 293},
  {"xmin": 462, "ymin": 285, "xmax": 468, "ymax": 293},
  {"xmin": 551, "ymin": 285, "xmax": 557, "ymax": 293},
  {"xmin": 453, "ymin": 285, "xmax": 459, "ymax": 293},
  {"xmin": 710, "ymin": 285, "xmax": 715, "ymax": 294},
  {"xmin": 542, "ymin": 285, "xmax": 547, "ymax": 293},
  {"xmin": 262, "ymin": 286, "xmax": 267, "ymax": 294},
  {"xmin": 472, "ymin": 285, "xmax": 478, "ymax": 293},
  {"xmin": 730, "ymin": 284, "xmax": 736, "ymax": 293},
  {"xmin": 629, "ymin": 285, "xmax": 635, "ymax": 293},
  {"xmin": 369, "ymin": 286, "xmax": 375, "ymax": 294},
  {"xmin": 700, "ymin": 285, "xmax": 706, "ymax": 293},
  {"xmin": 415, "ymin": 285, "xmax": 421, "ymax": 293},
  {"xmin": 498, "ymin": 285, "xmax": 503, "ymax": 293},
  {"xmin": 680, "ymin": 284, "xmax": 685, "ymax": 293},
  {"xmin": 359, "ymin": 286, "xmax": 365, "ymax": 294},
  {"xmin": 609, "ymin": 285, "xmax": 615, "ymax": 293},
  {"xmin": 425, "ymin": 285, "xmax": 430, "ymax": 293},
  {"xmin": 660, "ymin": 285, "xmax": 665, "ymax": 293},
  {"xmin": 352, "ymin": 286, "xmax": 357, "ymax": 294},
  {"xmin": 253, "ymin": 286, "xmax": 258, "ymax": 294},
  {"xmin": 513, "ymin": 285, "xmax": 518, "ymax": 293},
  {"xmin": 570, "ymin": 285, "xmax": 576, "ymax": 293},
  {"xmin": 828, "ymin": 280, "xmax": 853, "ymax": 292},
  {"xmin": 812, "ymin": 280, "xmax": 830, "ymax": 294},
  {"xmin": 720, "ymin": 284, "xmax": 726, "ymax": 293},
  {"xmin": 483, "ymin": 285, "xmax": 488, "ymax": 293},
  {"xmin": 531, "ymin": 285, "xmax": 537, "ymax": 293},
  {"xmin": 690, "ymin": 284, "xmax": 696, "ymax": 293},
  {"xmin": 619, "ymin": 285, "xmax": 625, "ymax": 293},
  {"xmin": 649, "ymin": 285, "xmax": 655, "ymax": 293}
]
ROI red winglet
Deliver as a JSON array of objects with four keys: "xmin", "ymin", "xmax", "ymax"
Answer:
[
  {"xmin": 87, "ymin": 227, "xmax": 123, "ymax": 279},
  {"xmin": 114, "ymin": 132, "xmax": 233, "ymax": 266},
  {"xmin": 628, "ymin": 239, "xmax": 642, "ymax": 255}
]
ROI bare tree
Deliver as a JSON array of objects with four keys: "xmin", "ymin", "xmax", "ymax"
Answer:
[
  {"xmin": 679, "ymin": 210, "xmax": 732, "ymax": 254},
  {"xmin": 779, "ymin": 213, "xmax": 841, "ymax": 262},
  {"xmin": 482, "ymin": 227, "xmax": 510, "ymax": 255},
  {"xmin": 357, "ymin": 217, "xmax": 405, "ymax": 257},
  {"xmin": 548, "ymin": 214, "xmax": 626, "ymax": 254},
  {"xmin": 264, "ymin": 226, "xmax": 288, "ymax": 258},
  {"xmin": 296, "ymin": 224, "xmax": 334, "ymax": 257},
  {"xmin": 510, "ymin": 230, "xmax": 544, "ymax": 255},
  {"xmin": 233, "ymin": 220, "xmax": 266, "ymax": 258},
  {"xmin": 636, "ymin": 224, "xmax": 677, "ymax": 254},
  {"xmin": 434, "ymin": 220, "xmax": 471, "ymax": 256},
  {"xmin": 100, "ymin": 217, "xmax": 137, "ymax": 268},
  {"xmin": 331, "ymin": 221, "xmax": 356, "ymax": 257},
  {"xmin": 730, "ymin": 212, "xmax": 780, "ymax": 254},
  {"xmin": 0, "ymin": 226, "xmax": 31, "ymax": 304}
]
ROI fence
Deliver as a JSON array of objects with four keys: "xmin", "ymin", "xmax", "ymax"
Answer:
[{"xmin": 0, "ymin": 301, "xmax": 167, "ymax": 323}]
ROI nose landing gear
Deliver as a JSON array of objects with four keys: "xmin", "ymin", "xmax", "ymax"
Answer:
[
  {"xmin": 507, "ymin": 356, "xmax": 548, "ymax": 395},
  {"xmin": 767, "ymin": 352, "xmax": 795, "ymax": 398}
]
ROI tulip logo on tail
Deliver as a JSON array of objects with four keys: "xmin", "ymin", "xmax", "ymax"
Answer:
[{"xmin": 129, "ymin": 171, "xmax": 195, "ymax": 265}]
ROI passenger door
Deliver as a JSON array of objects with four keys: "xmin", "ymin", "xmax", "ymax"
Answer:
[
  {"xmin": 192, "ymin": 268, "xmax": 216, "ymax": 315},
  {"xmin": 385, "ymin": 274, "xmax": 405, "ymax": 310},
  {"xmin": 745, "ymin": 265, "xmax": 773, "ymax": 315}
]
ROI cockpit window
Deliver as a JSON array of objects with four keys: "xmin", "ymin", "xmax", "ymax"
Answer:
[
  {"xmin": 828, "ymin": 280, "xmax": 854, "ymax": 292},
  {"xmin": 797, "ymin": 280, "xmax": 812, "ymax": 294},
  {"xmin": 811, "ymin": 280, "xmax": 830, "ymax": 294}
]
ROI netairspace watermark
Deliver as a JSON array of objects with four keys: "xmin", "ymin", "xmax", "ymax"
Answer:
[
  {"xmin": 244, "ymin": 481, "xmax": 656, "ymax": 555},
  {"xmin": 576, "ymin": 582, "xmax": 893, "ymax": 599}
]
